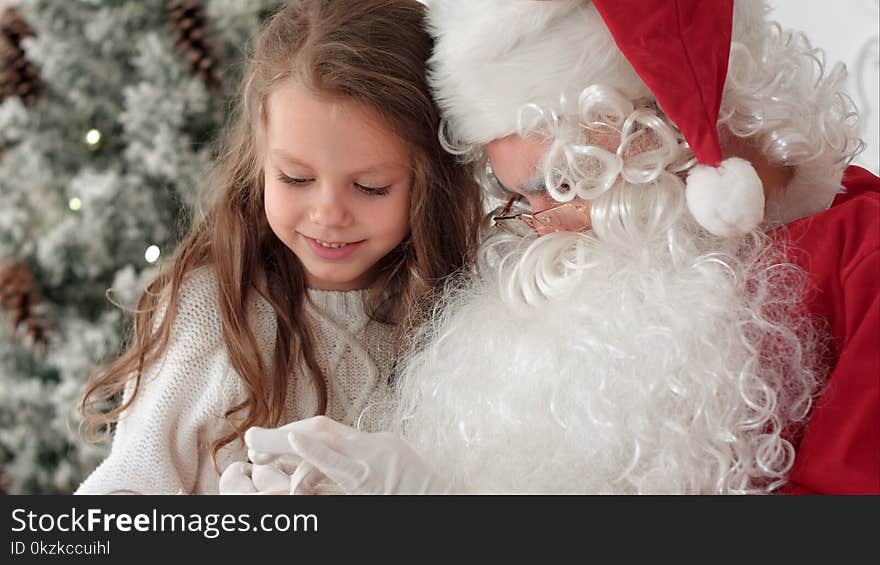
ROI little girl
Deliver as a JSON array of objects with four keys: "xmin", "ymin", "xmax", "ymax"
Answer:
[{"xmin": 74, "ymin": 0, "xmax": 483, "ymax": 495}]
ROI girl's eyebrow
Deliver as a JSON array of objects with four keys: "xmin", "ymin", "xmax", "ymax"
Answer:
[
  {"xmin": 269, "ymin": 149, "xmax": 408, "ymax": 174},
  {"xmin": 270, "ymin": 149, "xmax": 311, "ymax": 168}
]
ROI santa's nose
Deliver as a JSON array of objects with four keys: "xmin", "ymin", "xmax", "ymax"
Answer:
[{"xmin": 525, "ymin": 194, "xmax": 556, "ymax": 214}]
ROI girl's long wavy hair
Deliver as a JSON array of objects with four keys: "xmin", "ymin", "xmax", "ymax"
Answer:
[{"xmin": 80, "ymin": 0, "xmax": 483, "ymax": 467}]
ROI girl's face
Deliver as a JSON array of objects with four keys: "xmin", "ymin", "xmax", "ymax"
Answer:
[{"xmin": 263, "ymin": 81, "xmax": 412, "ymax": 290}]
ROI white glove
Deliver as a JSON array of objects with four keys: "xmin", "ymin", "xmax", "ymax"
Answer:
[
  {"xmin": 218, "ymin": 461, "xmax": 257, "ymax": 494},
  {"xmin": 245, "ymin": 415, "xmax": 453, "ymax": 495},
  {"xmin": 218, "ymin": 460, "xmax": 296, "ymax": 495}
]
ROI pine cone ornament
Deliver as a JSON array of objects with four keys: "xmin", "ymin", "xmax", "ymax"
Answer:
[
  {"xmin": 167, "ymin": 0, "xmax": 222, "ymax": 92},
  {"xmin": 0, "ymin": 8, "xmax": 42, "ymax": 106},
  {"xmin": 0, "ymin": 261, "xmax": 51, "ymax": 350}
]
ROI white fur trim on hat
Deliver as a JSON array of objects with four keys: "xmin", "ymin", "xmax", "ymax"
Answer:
[
  {"xmin": 427, "ymin": 0, "xmax": 649, "ymax": 146},
  {"xmin": 685, "ymin": 157, "xmax": 765, "ymax": 237}
]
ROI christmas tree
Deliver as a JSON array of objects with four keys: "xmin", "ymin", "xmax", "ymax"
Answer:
[{"xmin": 0, "ymin": 0, "xmax": 278, "ymax": 494}]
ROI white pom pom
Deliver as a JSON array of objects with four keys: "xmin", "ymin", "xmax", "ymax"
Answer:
[{"xmin": 685, "ymin": 157, "xmax": 765, "ymax": 237}]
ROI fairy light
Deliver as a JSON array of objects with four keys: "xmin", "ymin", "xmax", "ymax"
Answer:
[
  {"xmin": 144, "ymin": 245, "xmax": 161, "ymax": 263},
  {"xmin": 84, "ymin": 128, "xmax": 102, "ymax": 149}
]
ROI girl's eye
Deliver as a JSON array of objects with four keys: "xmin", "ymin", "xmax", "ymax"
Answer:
[
  {"xmin": 278, "ymin": 173, "xmax": 313, "ymax": 186},
  {"xmin": 355, "ymin": 183, "xmax": 391, "ymax": 196}
]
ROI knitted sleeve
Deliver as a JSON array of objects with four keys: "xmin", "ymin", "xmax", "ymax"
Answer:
[{"xmin": 75, "ymin": 268, "xmax": 245, "ymax": 495}]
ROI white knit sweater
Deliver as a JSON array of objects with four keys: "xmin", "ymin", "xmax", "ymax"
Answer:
[{"xmin": 75, "ymin": 268, "xmax": 395, "ymax": 495}]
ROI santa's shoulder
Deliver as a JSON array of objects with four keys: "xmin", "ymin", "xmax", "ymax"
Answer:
[
  {"xmin": 771, "ymin": 166, "xmax": 878, "ymax": 332},
  {"xmin": 775, "ymin": 166, "xmax": 878, "ymax": 266}
]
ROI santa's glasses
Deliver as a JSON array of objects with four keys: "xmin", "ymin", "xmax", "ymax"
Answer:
[{"xmin": 492, "ymin": 195, "xmax": 591, "ymax": 235}]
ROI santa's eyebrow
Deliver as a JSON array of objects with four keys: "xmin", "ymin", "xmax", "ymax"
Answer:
[
  {"xmin": 493, "ymin": 176, "xmax": 519, "ymax": 196},
  {"xmin": 522, "ymin": 176, "xmax": 546, "ymax": 195},
  {"xmin": 492, "ymin": 169, "xmax": 546, "ymax": 197}
]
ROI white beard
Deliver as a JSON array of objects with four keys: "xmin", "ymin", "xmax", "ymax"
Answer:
[{"xmin": 390, "ymin": 213, "xmax": 822, "ymax": 494}]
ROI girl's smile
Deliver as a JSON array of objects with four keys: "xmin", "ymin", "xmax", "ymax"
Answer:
[{"xmin": 301, "ymin": 234, "xmax": 366, "ymax": 261}]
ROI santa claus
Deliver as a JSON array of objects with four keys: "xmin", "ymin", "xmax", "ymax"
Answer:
[{"xmin": 232, "ymin": 0, "xmax": 879, "ymax": 495}]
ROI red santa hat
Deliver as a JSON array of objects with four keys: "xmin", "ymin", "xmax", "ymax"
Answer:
[{"xmin": 428, "ymin": 0, "xmax": 765, "ymax": 237}]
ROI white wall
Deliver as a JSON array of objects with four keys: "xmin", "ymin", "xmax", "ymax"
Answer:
[{"xmin": 769, "ymin": 0, "xmax": 880, "ymax": 173}]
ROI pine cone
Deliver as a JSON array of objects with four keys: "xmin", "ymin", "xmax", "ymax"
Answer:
[
  {"xmin": 0, "ymin": 8, "xmax": 42, "ymax": 106},
  {"xmin": 167, "ymin": 0, "xmax": 222, "ymax": 92},
  {"xmin": 0, "ymin": 261, "xmax": 51, "ymax": 350}
]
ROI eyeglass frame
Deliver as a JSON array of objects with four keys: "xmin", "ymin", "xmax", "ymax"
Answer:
[{"xmin": 492, "ymin": 195, "xmax": 591, "ymax": 234}]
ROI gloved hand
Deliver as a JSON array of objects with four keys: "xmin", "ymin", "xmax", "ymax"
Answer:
[
  {"xmin": 218, "ymin": 460, "xmax": 295, "ymax": 495},
  {"xmin": 245, "ymin": 415, "xmax": 453, "ymax": 495}
]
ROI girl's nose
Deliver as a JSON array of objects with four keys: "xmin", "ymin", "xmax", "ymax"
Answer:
[{"xmin": 310, "ymin": 184, "xmax": 352, "ymax": 227}]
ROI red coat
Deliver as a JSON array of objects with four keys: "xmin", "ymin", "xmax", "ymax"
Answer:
[{"xmin": 777, "ymin": 165, "xmax": 880, "ymax": 494}]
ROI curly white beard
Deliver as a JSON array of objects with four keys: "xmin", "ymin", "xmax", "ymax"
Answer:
[{"xmin": 388, "ymin": 181, "xmax": 822, "ymax": 494}]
